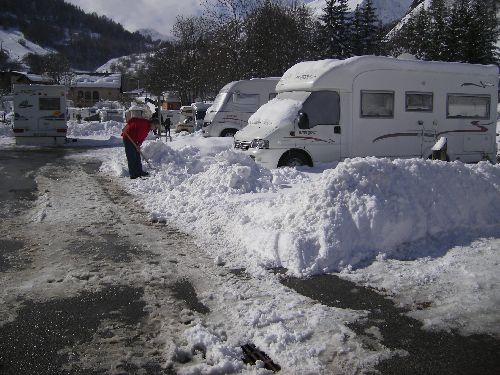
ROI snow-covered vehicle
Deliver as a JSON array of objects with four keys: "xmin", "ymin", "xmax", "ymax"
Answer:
[
  {"xmin": 202, "ymin": 78, "xmax": 279, "ymax": 137},
  {"xmin": 13, "ymin": 84, "xmax": 67, "ymax": 145},
  {"xmin": 234, "ymin": 56, "xmax": 499, "ymax": 168},
  {"xmin": 174, "ymin": 105, "xmax": 194, "ymax": 133},
  {"xmin": 125, "ymin": 104, "xmax": 152, "ymax": 121}
]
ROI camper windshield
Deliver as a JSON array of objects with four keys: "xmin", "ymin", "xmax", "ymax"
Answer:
[
  {"xmin": 276, "ymin": 91, "xmax": 340, "ymax": 127},
  {"xmin": 210, "ymin": 93, "xmax": 228, "ymax": 113}
]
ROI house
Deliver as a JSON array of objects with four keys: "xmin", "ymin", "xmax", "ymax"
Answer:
[
  {"xmin": 68, "ymin": 72, "xmax": 121, "ymax": 107},
  {"xmin": 0, "ymin": 71, "xmax": 54, "ymax": 92}
]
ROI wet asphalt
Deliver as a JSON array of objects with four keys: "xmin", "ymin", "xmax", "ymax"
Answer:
[{"xmin": 281, "ymin": 273, "xmax": 500, "ymax": 375}]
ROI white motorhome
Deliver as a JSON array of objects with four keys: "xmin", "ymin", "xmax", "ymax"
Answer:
[
  {"xmin": 202, "ymin": 78, "xmax": 279, "ymax": 137},
  {"xmin": 234, "ymin": 56, "xmax": 498, "ymax": 168},
  {"xmin": 175, "ymin": 105, "xmax": 194, "ymax": 133},
  {"xmin": 13, "ymin": 84, "xmax": 68, "ymax": 145}
]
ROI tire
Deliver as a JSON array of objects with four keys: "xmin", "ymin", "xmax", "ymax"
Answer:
[
  {"xmin": 278, "ymin": 151, "xmax": 311, "ymax": 167},
  {"xmin": 220, "ymin": 129, "xmax": 237, "ymax": 137}
]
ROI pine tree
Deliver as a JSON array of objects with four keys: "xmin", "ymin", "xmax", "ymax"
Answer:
[
  {"xmin": 359, "ymin": 0, "xmax": 381, "ymax": 55},
  {"xmin": 446, "ymin": 0, "xmax": 471, "ymax": 62},
  {"xmin": 351, "ymin": 6, "xmax": 363, "ymax": 55},
  {"xmin": 464, "ymin": 0, "xmax": 498, "ymax": 64},
  {"xmin": 427, "ymin": 0, "xmax": 448, "ymax": 60},
  {"xmin": 320, "ymin": 0, "xmax": 352, "ymax": 59}
]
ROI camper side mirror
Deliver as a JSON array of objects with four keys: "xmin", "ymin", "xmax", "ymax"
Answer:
[{"xmin": 297, "ymin": 112, "xmax": 310, "ymax": 129}]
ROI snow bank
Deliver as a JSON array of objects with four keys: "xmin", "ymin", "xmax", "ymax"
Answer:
[
  {"xmin": 67, "ymin": 120, "xmax": 124, "ymax": 138},
  {"xmin": 100, "ymin": 136, "xmax": 500, "ymax": 276}
]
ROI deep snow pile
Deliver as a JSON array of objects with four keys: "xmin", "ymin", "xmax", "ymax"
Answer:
[{"xmin": 101, "ymin": 138, "xmax": 500, "ymax": 276}]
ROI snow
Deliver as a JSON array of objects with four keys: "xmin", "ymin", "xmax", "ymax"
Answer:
[
  {"xmin": 96, "ymin": 53, "xmax": 151, "ymax": 74},
  {"xmin": 1, "ymin": 111, "xmax": 499, "ymax": 372},
  {"xmin": 71, "ymin": 73, "xmax": 121, "ymax": 88},
  {"xmin": 0, "ymin": 29, "xmax": 52, "ymax": 61}
]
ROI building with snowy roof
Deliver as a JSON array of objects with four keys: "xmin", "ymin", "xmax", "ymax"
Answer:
[
  {"xmin": 0, "ymin": 71, "xmax": 54, "ymax": 92},
  {"xmin": 68, "ymin": 72, "xmax": 122, "ymax": 107}
]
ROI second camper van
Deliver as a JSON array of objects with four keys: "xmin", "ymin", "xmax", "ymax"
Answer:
[
  {"xmin": 202, "ymin": 78, "xmax": 279, "ymax": 137},
  {"xmin": 13, "ymin": 84, "xmax": 67, "ymax": 146},
  {"xmin": 234, "ymin": 56, "xmax": 498, "ymax": 168}
]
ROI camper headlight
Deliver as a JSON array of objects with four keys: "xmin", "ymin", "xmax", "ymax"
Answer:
[{"xmin": 250, "ymin": 139, "xmax": 269, "ymax": 149}]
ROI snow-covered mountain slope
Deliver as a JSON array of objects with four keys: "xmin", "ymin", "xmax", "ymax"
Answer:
[
  {"xmin": 306, "ymin": 0, "xmax": 414, "ymax": 24},
  {"xmin": 136, "ymin": 28, "xmax": 169, "ymax": 42},
  {"xmin": 96, "ymin": 53, "xmax": 151, "ymax": 74},
  {"xmin": 0, "ymin": 29, "xmax": 52, "ymax": 61}
]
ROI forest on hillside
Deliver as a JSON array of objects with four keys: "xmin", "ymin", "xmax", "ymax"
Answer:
[{"xmin": 0, "ymin": 0, "xmax": 153, "ymax": 70}]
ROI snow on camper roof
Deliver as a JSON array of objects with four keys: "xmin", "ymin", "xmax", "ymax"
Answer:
[
  {"xmin": 276, "ymin": 55, "xmax": 498, "ymax": 92},
  {"xmin": 72, "ymin": 73, "xmax": 121, "ymax": 88}
]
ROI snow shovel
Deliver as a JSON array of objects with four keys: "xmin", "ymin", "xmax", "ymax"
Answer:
[{"xmin": 124, "ymin": 132, "xmax": 155, "ymax": 170}]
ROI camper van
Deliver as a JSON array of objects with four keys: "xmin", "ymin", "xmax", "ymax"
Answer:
[
  {"xmin": 202, "ymin": 78, "xmax": 279, "ymax": 137},
  {"xmin": 13, "ymin": 84, "xmax": 67, "ymax": 145},
  {"xmin": 175, "ymin": 105, "xmax": 194, "ymax": 133},
  {"xmin": 234, "ymin": 56, "xmax": 498, "ymax": 168}
]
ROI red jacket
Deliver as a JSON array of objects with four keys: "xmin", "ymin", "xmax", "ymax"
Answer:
[{"xmin": 122, "ymin": 117, "xmax": 152, "ymax": 145}]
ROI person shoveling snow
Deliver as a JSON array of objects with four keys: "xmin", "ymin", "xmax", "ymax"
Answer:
[{"xmin": 121, "ymin": 112, "xmax": 160, "ymax": 179}]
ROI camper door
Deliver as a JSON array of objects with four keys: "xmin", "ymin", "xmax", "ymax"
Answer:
[
  {"xmin": 404, "ymin": 91, "xmax": 436, "ymax": 156},
  {"xmin": 295, "ymin": 91, "xmax": 341, "ymax": 162}
]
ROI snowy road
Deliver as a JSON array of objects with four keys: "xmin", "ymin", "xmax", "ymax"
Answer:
[
  {"xmin": 0, "ymin": 148, "xmax": 232, "ymax": 374},
  {"xmin": 1, "ymin": 146, "xmax": 500, "ymax": 374}
]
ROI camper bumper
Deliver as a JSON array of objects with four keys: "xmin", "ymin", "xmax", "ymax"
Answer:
[{"xmin": 233, "ymin": 143, "xmax": 283, "ymax": 169}]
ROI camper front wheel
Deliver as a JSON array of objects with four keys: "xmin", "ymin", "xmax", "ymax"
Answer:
[{"xmin": 278, "ymin": 150, "xmax": 312, "ymax": 168}]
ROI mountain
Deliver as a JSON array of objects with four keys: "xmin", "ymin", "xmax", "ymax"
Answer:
[
  {"xmin": 0, "ymin": 0, "xmax": 153, "ymax": 71},
  {"xmin": 306, "ymin": 0, "xmax": 414, "ymax": 24},
  {"xmin": 136, "ymin": 28, "xmax": 170, "ymax": 42}
]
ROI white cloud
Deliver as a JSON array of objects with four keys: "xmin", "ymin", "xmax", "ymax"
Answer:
[{"xmin": 65, "ymin": 0, "xmax": 202, "ymax": 36}]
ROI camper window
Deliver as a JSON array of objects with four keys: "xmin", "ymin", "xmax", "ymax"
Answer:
[
  {"xmin": 361, "ymin": 91, "xmax": 394, "ymax": 118},
  {"xmin": 269, "ymin": 92, "xmax": 277, "ymax": 100},
  {"xmin": 447, "ymin": 94, "xmax": 490, "ymax": 119},
  {"xmin": 406, "ymin": 92, "xmax": 433, "ymax": 112},
  {"xmin": 300, "ymin": 91, "xmax": 340, "ymax": 127},
  {"xmin": 39, "ymin": 98, "xmax": 60, "ymax": 111}
]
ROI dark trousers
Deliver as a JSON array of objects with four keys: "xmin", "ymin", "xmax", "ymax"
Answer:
[{"xmin": 123, "ymin": 138, "xmax": 143, "ymax": 178}]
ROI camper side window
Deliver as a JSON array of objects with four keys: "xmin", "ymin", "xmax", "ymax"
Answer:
[
  {"xmin": 406, "ymin": 92, "xmax": 433, "ymax": 112},
  {"xmin": 39, "ymin": 98, "xmax": 60, "ymax": 111},
  {"xmin": 361, "ymin": 91, "xmax": 394, "ymax": 118},
  {"xmin": 447, "ymin": 94, "xmax": 490, "ymax": 119},
  {"xmin": 301, "ymin": 91, "xmax": 340, "ymax": 127}
]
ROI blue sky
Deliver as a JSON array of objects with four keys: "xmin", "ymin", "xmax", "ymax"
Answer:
[{"xmin": 65, "ymin": 0, "xmax": 314, "ymax": 37}]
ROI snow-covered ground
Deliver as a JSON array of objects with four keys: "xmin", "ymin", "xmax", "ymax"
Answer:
[{"xmin": 1, "ymin": 117, "xmax": 499, "ymax": 372}]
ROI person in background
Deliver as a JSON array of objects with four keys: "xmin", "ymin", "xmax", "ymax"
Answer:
[
  {"xmin": 122, "ymin": 115, "xmax": 159, "ymax": 179},
  {"xmin": 164, "ymin": 117, "xmax": 172, "ymax": 140}
]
